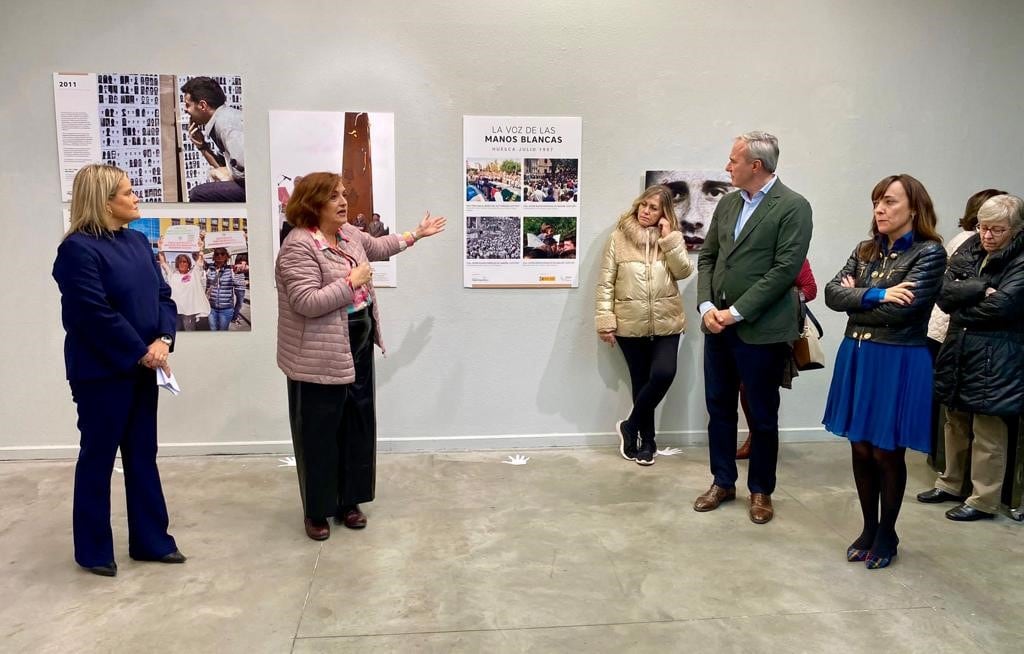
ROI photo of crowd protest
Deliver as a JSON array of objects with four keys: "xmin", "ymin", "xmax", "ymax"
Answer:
[
  {"xmin": 466, "ymin": 159, "xmax": 522, "ymax": 202},
  {"xmin": 524, "ymin": 159, "xmax": 579, "ymax": 203},
  {"xmin": 465, "ymin": 216, "xmax": 521, "ymax": 260},
  {"xmin": 129, "ymin": 216, "xmax": 251, "ymax": 332},
  {"xmin": 522, "ymin": 217, "xmax": 577, "ymax": 259}
]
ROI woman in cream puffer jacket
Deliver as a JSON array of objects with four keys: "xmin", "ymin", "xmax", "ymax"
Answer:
[{"xmin": 596, "ymin": 184, "xmax": 693, "ymax": 465}]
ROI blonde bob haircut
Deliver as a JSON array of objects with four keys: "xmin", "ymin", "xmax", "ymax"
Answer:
[
  {"xmin": 65, "ymin": 163, "xmax": 128, "ymax": 239},
  {"xmin": 618, "ymin": 184, "xmax": 679, "ymax": 232}
]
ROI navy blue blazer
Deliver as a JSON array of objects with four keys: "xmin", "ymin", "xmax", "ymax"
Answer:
[{"xmin": 53, "ymin": 228, "xmax": 177, "ymax": 381}]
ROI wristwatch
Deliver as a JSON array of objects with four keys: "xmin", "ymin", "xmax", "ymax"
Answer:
[{"xmin": 159, "ymin": 335, "xmax": 173, "ymax": 346}]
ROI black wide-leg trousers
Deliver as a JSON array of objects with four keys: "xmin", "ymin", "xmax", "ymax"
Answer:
[{"xmin": 287, "ymin": 310, "xmax": 377, "ymax": 520}]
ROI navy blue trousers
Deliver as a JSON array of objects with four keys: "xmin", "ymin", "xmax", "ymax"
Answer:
[
  {"xmin": 704, "ymin": 329, "xmax": 789, "ymax": 495},
  {"xmin": 70, "ymin": 367, "xmax": 176, "ymax": 567}
]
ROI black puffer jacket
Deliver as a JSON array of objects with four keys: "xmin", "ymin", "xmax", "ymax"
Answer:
[
  {"xmin": 825, "ymin": 237, "xmax": 946, "ymax": 346},
  {"xmin": 933, "ymin": 231, "xmax": 1024, "ymax": 416}
]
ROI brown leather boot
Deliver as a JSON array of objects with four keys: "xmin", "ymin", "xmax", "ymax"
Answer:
[{"xmin": 304, "ymin": 517, "xmax": 330, "ymax": 540}]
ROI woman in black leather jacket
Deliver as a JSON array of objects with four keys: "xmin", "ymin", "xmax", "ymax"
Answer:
[
  {"xmin": 822, "ymin": 174, "xmax": 946, "ymax": 569},
  {"xmin": 918, "ymin": 194, "xmax": 1024, "ymax": 521}
]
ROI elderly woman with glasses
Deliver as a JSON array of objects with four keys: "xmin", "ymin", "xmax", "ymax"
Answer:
[{"xmin": 920, "ymin": 194, "xmax": 1024, "ymax": 521}]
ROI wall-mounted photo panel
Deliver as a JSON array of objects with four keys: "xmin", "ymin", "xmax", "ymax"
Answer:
[
  {"xmin": 129, "ymin": 208, "xmax": 251, "ymax": 332},
  {"xmin": 269, "ymin": 111, "xmax": 397, "ymax": 287},
  {"xmin": 644, "ymin": 170, "xmax": 734, "ymax": 251},
  {"xmin": 53, "ymin": 72, "xmax": 245, "ymax": 202},
  {"xmin": 64, "ymin": 207, "xmax": 253, "ymax": 332},
  {"xmin": 463, "ymin": 116, "xmax": 581, "ymax": 288}
]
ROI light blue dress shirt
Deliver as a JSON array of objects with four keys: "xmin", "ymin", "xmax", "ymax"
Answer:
[{"xmin": 734, "ymin": 176, "xmax": 778, "ymax": 240}]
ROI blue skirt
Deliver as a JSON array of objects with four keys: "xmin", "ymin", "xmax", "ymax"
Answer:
[{"xmin": 822, "ymin": 337, "xmax": 933, "ymax": 453}]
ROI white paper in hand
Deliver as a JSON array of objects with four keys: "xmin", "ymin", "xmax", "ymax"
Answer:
[{"xmin": 156, "ymin": 368, "xmax": 181, "ymax": 395}]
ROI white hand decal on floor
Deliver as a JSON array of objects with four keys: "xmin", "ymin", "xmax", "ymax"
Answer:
[{"xmin": 502, "ymin": 455, "xmax": 530, "ymax": 465}]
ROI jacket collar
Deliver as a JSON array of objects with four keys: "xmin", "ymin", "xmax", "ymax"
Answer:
[
  {"xmin": 730, "ymin": 179, "xmax": 787, "ymax": 250},
  {"xmin": 618, "ymin": 216, "xmax": 659, "ymax": 249}
]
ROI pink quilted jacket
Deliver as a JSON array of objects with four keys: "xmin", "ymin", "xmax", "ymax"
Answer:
[{"xmin": 276, "ymin": 224, "xmax": 404, "ymax": 384}]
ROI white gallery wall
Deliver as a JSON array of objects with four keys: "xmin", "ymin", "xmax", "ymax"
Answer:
[{"xmin": 1, "ymin": 0, "xmax": 1022, "ymax": 458}]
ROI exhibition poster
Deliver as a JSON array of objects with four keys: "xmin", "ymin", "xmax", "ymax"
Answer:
[
  {"xmin": 463, "ymin": 115, "xmax": 581, "ymax": 288},
  {"xmin": 53, "ymin": 72, "xmax": 245, "ymax": 203},
  {"xmin": 269, "ymin": 111, "xmax": 397, "ymax": 287}
]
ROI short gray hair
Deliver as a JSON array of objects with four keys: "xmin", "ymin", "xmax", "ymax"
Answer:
[
  {"xmin": 736, "ymin": 131, "xmax": 779, "ymax": 173},
  {"xmin": 978, "ymin": 194, "xmax": 1024, "ymax": 233}
]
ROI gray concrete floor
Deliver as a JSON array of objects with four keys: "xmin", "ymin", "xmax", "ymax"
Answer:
[{"xmin": 0, "ymin": 442, "xmax": 1020, "ymax": 653}]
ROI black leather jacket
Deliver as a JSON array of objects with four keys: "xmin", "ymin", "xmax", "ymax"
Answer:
[
  {"xmin": 824, "ymin": 237, "xmax": 946, "ymax": 346},
  {"xmin": 933, "ymin": 231, "xmax": 1024, "ymax": 415}
]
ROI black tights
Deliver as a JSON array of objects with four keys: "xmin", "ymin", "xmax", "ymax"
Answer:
[
  {"xmin": 616, "ymin": 334, "xmax": 680, "ymax": 443},
  {"xmin": 850, "ymin": 441, "xmax": 906, "ymax": 555}
]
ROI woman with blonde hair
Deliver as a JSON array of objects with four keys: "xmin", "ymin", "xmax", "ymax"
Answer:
[
  {"xmin": 53, "ymin": 164, "xmax": 185, "ymax": 577},
  {"xmin": 596, "ymin": 184, "xmax": 693, "ymax": 465}
]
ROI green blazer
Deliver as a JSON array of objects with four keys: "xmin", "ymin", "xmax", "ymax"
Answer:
[{"xmin": 696, "ymin": 178, "xmax": 812, "ymax": 344}]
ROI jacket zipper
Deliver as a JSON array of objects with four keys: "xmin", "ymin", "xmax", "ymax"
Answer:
[{"xmin": 645, "ymin": 238, "xmax": 654, "ymax": 338}]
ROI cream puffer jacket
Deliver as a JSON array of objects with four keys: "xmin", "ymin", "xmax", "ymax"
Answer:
[
  {"xmin": 595, "ymin": 218, "xmax": 693, "ymax": 337},
  {"xmin": 926, "ymin": 229, "xmax": 974, "ymax": 343}
]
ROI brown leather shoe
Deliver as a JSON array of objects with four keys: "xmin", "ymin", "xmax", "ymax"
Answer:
[
  {"xmin": 304, "ymin": 517, "xmax": 330, "ymax": 540},
  {"xmin": 749, "ymin": 493, "xmax": 774, "ymax": 524},
  {"xmin": 735, "ymin": 436, "xmax": 751, "ymax": 460},
  {"xmin": 340, "ymin": 506, "xmax": 367, "ymax": 530},
  {"xmin": 693, "ymin": 484, "xmax": 737, "ymax": 512}
]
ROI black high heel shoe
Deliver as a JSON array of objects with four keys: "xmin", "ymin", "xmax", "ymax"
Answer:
[
  {"xmin": 83, "ymin": 561, "xmax": 117, "ymax": 577},
  {"xmin": 158, "ymin": 549, "xmax": 187, "ymax": 564},
  {"xmin": 130, "ymin": 549, "xmax": 187, "ymax": 563}
]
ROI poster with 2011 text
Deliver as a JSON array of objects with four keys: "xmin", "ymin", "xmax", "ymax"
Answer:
[
  {"xmin": 463, "ymin": 116, "xmax": 581, "ymax": 288},
  {"xmin": 52, "ymin": 72, "xmax": 245, "ymax": 203}
]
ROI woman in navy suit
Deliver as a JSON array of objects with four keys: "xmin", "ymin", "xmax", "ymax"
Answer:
[{"xmin": 53, "ymin": 164, "xmax": 186, "ymax": 577}]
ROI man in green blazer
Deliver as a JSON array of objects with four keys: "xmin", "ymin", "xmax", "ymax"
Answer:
[{"xmin": 693, "ymin": 131, "xmax": 812, "ymax": 524}]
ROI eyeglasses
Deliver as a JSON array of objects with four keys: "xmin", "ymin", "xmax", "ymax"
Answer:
[{"xmin": 977, "ymin": 225, "xmax": 1009, "ymax": 236}]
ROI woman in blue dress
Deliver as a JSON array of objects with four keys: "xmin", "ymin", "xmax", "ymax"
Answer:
[{"xmin": 823, "ymin": 174, "xmax": 946, "ymax": 569}]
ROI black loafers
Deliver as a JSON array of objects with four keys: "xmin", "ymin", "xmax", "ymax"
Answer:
[
  {"xmin": 916, "ymin": 488, "xmax": 965, "ymax": 504},
  {"xmin": 945, "ymin": 504, "xmax": 995, "ymax": 521}
]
